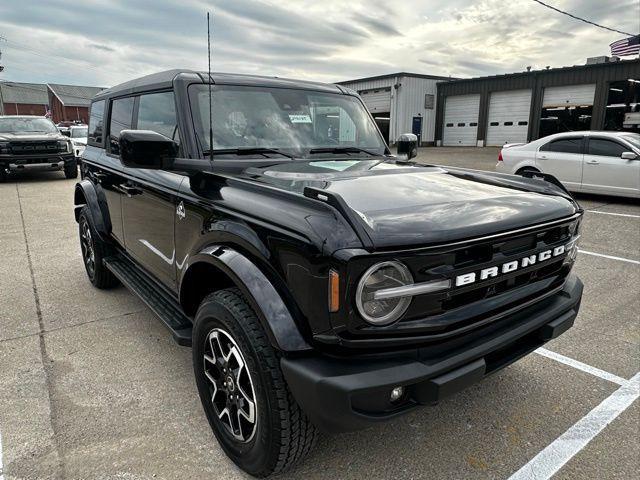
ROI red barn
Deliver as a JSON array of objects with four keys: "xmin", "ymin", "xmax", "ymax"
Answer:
[
  {"xmin": 0, "ymin": 81, "xmax": 49, "ymax": 116},
  {"xmin": 47, "ymin": 83, "xmax": 105, "ymax": 124}
]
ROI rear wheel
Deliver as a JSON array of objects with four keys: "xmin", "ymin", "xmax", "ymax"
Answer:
[
  {"xmin": 193, "ymin": 288, "xmax": 317, "ymax": 477},
  {"xmin": 64, "ymin": 160, "xmax": 78, "ymax": 179},
  {"xmin": 78, "ymin": 206, "xmax": 119, "ymax": 288}
]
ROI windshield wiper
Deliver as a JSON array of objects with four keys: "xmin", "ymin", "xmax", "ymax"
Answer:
[
  {"xmin": 206, "ymin": 147, "xmax": 296, "ymax": 160},
  {"xmin": 308, "ymin": 146, "xmax": 380, "ymax": 156}
]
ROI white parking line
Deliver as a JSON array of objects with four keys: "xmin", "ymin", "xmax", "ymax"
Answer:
[
  {"xmin": 535, "ymin": 348, "xmax": 628, "ymax": 386},
  {"xmin": 508, "ymin": 372, "xmax": 640, "ymax": 480},
  {"xmin": 0, "ymin": 427, "xmax": 4, "ymax": 480},
  {"xmin": 588, "ymin": 210, "xmax": 640, "ymax": 219},
  {"xmin": 578, "ymin": 249, "xmax": 640, "ymax": 265}
]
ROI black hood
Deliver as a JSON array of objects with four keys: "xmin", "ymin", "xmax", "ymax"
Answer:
[
  {"xmin": 241, "ymin": 159, "xmax": 579, "ymax": 249},
  {"xmin": 0, "ymin": 131, "xmax": 65, "ymax": 141}
]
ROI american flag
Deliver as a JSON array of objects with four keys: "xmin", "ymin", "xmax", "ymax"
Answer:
[{"xmin": 610, "ymin": 35, "xmax": 640, "ymax": 56}]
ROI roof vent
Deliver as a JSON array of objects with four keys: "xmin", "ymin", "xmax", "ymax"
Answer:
[{"xmin": 586, "ymin": 56, "xmax": 620, "ymax": 65}]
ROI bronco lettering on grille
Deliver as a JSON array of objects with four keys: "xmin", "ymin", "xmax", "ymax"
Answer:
[{"xmin": 455, "ymin": 243, "xmax": 568, "ymax": 287}]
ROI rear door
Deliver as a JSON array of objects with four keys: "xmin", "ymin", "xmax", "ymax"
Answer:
[
  {"xmin": 119, "ymin": 90, "xmax": 183, "ymax": 290},
  {"xmin": 536, "ymin": 136, "xmax": 584, "ymax": 191},
  {"xmin": 582, "ymin": 137, "xmax": 640, "ymax": 197}
]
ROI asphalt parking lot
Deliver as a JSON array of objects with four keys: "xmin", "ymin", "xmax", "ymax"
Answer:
[{"xmin": 1, "ymin": 150, "xmax": 638, "ymax": 479}]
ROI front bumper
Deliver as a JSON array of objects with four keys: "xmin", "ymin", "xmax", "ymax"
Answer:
[
  {"xmin": 282, "ymin": 273, "xmax": 583, "ymax": 433},
  {"xmin": 1, "ymin": 153, "xmax": 75, "ymax": 172}
]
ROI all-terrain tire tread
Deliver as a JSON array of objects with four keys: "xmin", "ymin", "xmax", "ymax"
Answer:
[{"xmin": 204, "ymin": 288, "xmax": 318, "ymax": 477}]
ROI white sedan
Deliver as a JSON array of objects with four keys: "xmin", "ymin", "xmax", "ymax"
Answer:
[{"xmin": 496, "ymin": 131, "xmax": 640, "ymax": 198}]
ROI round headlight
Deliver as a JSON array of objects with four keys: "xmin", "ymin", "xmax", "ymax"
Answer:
[{"xmin": 356, "ymin": 261, "xmax": 413, "ymax": 326}]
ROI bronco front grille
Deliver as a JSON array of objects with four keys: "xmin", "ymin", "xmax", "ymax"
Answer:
[{"xmin": 345, "ymin": 215, "xmax": 579, "ymax": 339}]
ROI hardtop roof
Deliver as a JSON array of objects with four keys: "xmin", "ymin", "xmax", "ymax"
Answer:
[{"xmin": 94, "ymin": 69, "xmax": 345, "ymax": 101}]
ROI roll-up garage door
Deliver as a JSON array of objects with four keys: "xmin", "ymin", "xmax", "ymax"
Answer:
[
  {"xmin": 486, "ymin": 89, "xmax": 532, "ymax": 146},
  {"xmin": 543, "ymin": 84, "xmax": 596, "ymax": 107},
  {"xmin": 359, "ymin": 88, "xmax": 391, "ymax": 113},
  {"xmin": 443, "ymin": 94, "xmax": 480, "ymax": 146}
]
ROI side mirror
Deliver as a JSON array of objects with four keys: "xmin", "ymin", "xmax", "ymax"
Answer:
[
  {"xmin": 621, "ymin": 151, "xmax": 638, "ymax": 160},
  {"xmin": 119, "ymin": 130, "xmax": 178, "ymax": 169},
  {"xmin": 397, "ymin": 133, "xmax": 418, "ymax": 160}
]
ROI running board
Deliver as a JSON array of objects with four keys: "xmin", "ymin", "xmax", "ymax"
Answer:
[{"xmin": 103, "ymin": 254, "xmax": 192, "ymax": 346}]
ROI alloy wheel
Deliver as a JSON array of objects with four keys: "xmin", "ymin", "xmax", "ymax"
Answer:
[
  {"xmin": 203, "ymin": 328, "xmax": 258, "ymax": 442},
  {"xmin": 80, "ymin": 218, "xmax": 95, "ymax": 278}
]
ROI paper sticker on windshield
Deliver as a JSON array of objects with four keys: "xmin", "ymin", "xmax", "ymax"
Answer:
[{"xmin": 289, "ymin": 114, "xmax": 312, "ymax": 124}]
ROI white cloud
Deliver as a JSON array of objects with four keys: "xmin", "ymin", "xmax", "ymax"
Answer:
[{"xmin": 0, "ymin": 0, "xmax": 637, "ymax": 87}]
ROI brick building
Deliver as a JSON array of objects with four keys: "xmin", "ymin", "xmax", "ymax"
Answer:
[
  {"xmin": 47, "ymin": 83, "xmax": 105, "ymax": 124},
  {"xmin": 0, "ymin": 81, "xmax": 49, "ymax": 116}
]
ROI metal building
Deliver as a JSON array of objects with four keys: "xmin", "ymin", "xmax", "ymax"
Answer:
[
  {"xmin": 435, "ymin": 58, "xmax": 640, "ymax": 147},
  {"xmin": 337, "ymin": 72, "xmax": 451, "ymax": 145}
]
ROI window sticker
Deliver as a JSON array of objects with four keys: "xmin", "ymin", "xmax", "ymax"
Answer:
[
  {"xmin": 310, "ymin": 160, "xmax": 359, "ymax": 171},
  {"xmin": 289, "ymin": 114, "xmax": 312, "ymax": 123}
]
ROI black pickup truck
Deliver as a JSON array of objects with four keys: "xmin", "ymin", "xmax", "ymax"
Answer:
[
  {"xmin": 74, "ymin": 70, "xmax": 583, "ymax": 477},
  {"xmin": 0, "ymin": 115, "xmax": 77, "ymax": 181}
]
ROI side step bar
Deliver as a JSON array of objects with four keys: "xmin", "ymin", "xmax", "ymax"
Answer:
[{"xmin": 103, "ymin": 254, "xmax": 192, "ymax": 346}]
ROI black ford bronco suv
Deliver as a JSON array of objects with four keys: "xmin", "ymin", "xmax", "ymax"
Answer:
[
  {"xmin": 0, "ymin": 115, "xmax": 78, "ymax": 181},
  {"xmin": 74, "ymin": 70, "xmax": 583, "ymax": 477}
]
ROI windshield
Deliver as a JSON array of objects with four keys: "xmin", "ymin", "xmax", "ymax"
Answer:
[
  {"xmin": 622, "ymin": 133, "xmax": 640, "ymax": 150},
  {"xmin": 71, "ymin": 127, "xmax": 88, "ymax": 138},
  {"xmin": 0, "ymin": 117, "xmax": 58, "ymax": 134},
  {"xmin": 189, "ymin": 84, "xmax": 386, "ymax": 157}
]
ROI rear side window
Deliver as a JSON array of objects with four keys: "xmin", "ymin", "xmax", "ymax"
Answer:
[
  {"xmin": 540, "ymin": 138, "xmax": 582, "ymax": 154},
  {"xmin": 587, "ymin": 138, "xmax": 627, "ymax": 157},
  {"xmin": 87, "ymin": 100, "xmax": 105, "ymax": 147},
  {"xmin": 137, "ymin": 91, "xmax": 179, "ymax": 142},
  {"xmin": 109, "ymin": 97, "xmax": 135, "ymax": 155}
]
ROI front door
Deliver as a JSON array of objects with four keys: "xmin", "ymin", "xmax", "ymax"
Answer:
[
  {"xmin": 582, "ymin": 137, "xmax": 640, "ymax": 196},
  {"xmin": 412, "ymin": 116, "xmax": 423, "ymax": 145},
  {"xmin": 121, "ymin": 169, "xmax": 183, "ymax": 288},
  {"xmin": 535, "ymin": 136, "xmax": 585, "ymax": 191}
]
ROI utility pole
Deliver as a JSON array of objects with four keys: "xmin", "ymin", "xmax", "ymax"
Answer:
[{"xmin": 0, "ymin": 36, "xmax": 5, "ymax": 115}]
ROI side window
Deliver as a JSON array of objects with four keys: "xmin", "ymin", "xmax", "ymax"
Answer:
[
  {"xmin": 137, "ymin": 91, "xmax": 179, "ymax": 143},
  {"xmin": 109, "ymin": 97, "xmax": 135, "ymax": 155},
  {"xmin": 587, "ymin": 138, "xmax": 627, "ymax": 157},
  {"xmin": 87, "ymin": 100, "xmax": 105, "ymax": 147},
  {"xmin": 540, "ymin": 138, "xmax": 582, "ymax": 154}
]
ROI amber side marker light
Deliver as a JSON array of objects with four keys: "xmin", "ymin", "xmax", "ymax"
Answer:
[{"xmin": 329, "ymin": 269, "xmax": 340, "ymax": 313}]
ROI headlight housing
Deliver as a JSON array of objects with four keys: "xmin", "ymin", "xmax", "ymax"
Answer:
[
  {"xmin": 57, "ymin": 140, "xmax": 71, "ymax": 153},
  {"xmin": 356, "ymin": 261, "xmax": 413, "ymax": 326}
]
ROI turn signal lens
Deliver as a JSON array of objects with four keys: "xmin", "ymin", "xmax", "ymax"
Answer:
[{"xmin": 328, "ymin": 269, "xmax": 340, "ymax": 313}]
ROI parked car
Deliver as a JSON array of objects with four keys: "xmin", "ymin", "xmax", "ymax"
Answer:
[
  {"xmin": 0, "ymin": 115, "xmax": 77, "ymax": 181},
  {"xmin": 74, "ymin": 70, "xmax": 584, "ymax": 477},
  {"xmin": 69, "ymin": 124, "xmax": 88, "ymax": 159},
  {"xmin": 496, "ymin": 131, "xmax": 640, "ymax": 198}
]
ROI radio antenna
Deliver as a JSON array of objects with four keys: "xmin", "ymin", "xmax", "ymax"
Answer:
[{"xmin": 207, "ymin": 12, "xmax": 213, "ymax": 161}]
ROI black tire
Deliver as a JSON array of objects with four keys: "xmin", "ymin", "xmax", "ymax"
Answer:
[
  {"xmin": 78, "ymin": 206, "xmax": 119, "ymax": 289},
  {"xmin": 0, "ymin": 169, "xmax": 6, "ymax": 183},
  {"xmin": 193, "ymin": 288, "xmax": 317, "ymax": 477},
  {"xmin": 64, "ymin": 160, "xmax": 78, "ymax": 179}
]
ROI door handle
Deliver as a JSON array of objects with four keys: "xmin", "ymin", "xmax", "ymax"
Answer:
[
  {"xmin": 586, "ymin": 160, "xmax": 599, "ymax": 165},
  {"xmin": 93, "ymin": 172, "xmax": 108, "ymax": 182},
  {"xmin": 118, "ymin": 184, "xmax": 143, "ymax": 196},
  {"xmin": 538, "ymin": 155, "xmax": 547, "ymax": 160}
]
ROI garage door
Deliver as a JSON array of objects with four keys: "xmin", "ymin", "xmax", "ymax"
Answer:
[
  {"xmin": 359, "ymin": 88, "xmax": 391, "ymax": 113},
  {"xmin": 486, "ymin": 89, "xmax": 532, "ymax": 146},
  {"xmin": 543, "ymin": 84, "xmax": 596, "ymax": 107},
  {"xmin": 443, "ymin": 94, "xmax": 480, "ymax": 146}
]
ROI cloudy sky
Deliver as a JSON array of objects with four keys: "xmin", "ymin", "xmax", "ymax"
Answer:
[{"xmin": 0, "ymin": 0, "xmax": 638, "ymax": 87}]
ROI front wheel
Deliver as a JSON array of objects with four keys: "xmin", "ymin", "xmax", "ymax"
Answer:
[{"xmin": 192, "ymin": 288, "xmax": 317, "ymax": 477}]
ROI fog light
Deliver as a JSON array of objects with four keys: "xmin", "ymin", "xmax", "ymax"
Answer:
[{"xmin": 390, "ymin": 386, "xmax": 404, "ymax": 402}]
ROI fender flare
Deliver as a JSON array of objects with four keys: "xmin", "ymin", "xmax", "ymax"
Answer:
[
  {"xmin": 74, "ymin": 180, "xmax": 112, "ymax": 239},
  {"xmin": 187, "ymin": 245, "xmax": 312, "ymax": 353}
]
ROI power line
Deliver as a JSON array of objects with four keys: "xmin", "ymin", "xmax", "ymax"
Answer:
[{"xmin": 530, "ymin": 0, "xmax": 637, "ymax": 37}]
